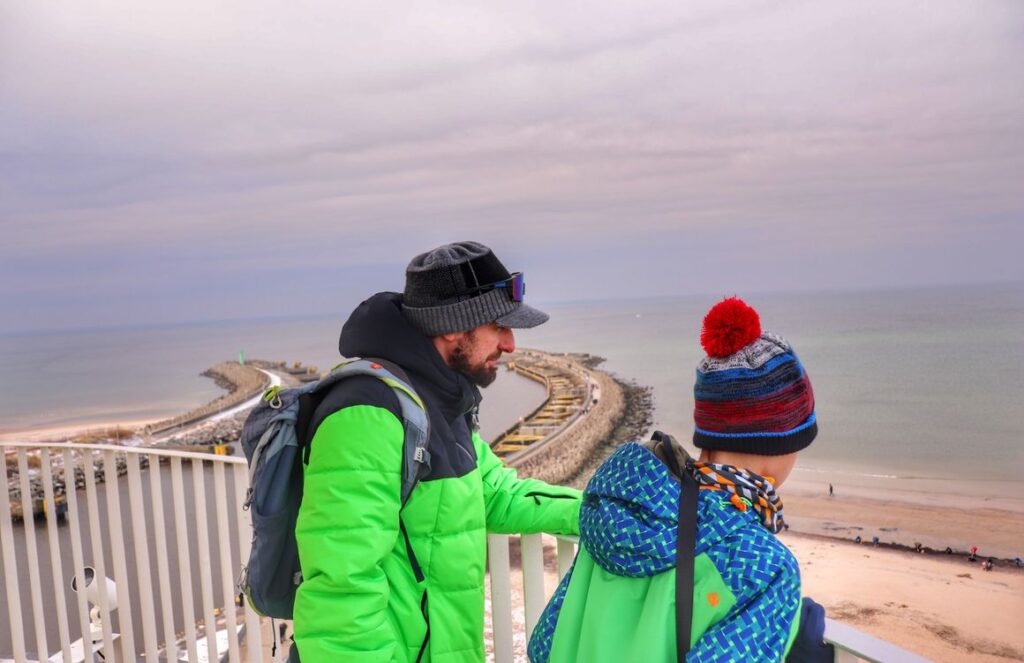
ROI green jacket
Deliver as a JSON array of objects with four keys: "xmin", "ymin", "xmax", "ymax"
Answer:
[{"xmin": 293, "ymin": 292, "xmax": 582, "ymax": 663}]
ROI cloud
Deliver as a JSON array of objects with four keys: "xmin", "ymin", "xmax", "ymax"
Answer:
[{"xmin": 1, "ymin": 0, "xmax": 1022, "ymax": 331}]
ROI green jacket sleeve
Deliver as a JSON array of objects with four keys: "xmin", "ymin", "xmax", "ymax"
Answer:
[
  {"xmin": 474, "ymin": 434, "xmax": 582, "ymax": 536},
  {"xmin": 293, "ymin": 405, "xmax": 405, "ymax": 663}
]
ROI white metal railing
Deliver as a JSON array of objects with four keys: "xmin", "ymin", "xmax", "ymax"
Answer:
[
  {"xmin": 0, "ymin": 442, "xmax": 277, "ymax": 663},
  {"xmin": 3, "ymin": 442, "xmax": 929, "ymax": 663}
]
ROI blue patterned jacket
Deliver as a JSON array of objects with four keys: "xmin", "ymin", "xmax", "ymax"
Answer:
[{"xmin": 528, "ymin": 442, "xmax": 802, "ymax": 662}]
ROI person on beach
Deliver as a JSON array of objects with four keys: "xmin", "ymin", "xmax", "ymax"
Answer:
[
  {"xmin": 292, "ymin": 241, "xmax": 582, "ymax": 663},
  {"xmin": 528, "ymin": 297, "xmax": 832, "ymax": 663}
]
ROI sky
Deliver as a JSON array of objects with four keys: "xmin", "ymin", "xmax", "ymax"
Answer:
[{"xmin": 2, "ymin": 1, "xmax": 1022, "ymax": 333}]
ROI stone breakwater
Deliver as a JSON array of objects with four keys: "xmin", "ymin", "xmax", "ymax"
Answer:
[
  {"xmin": 4, "ymin": 361, "xmax": 280, "ymax": 519},
  {"xmin": 6, "ymin": 351, "xmax": 653, "ymax": 519},
  {"xmin": 502, "ymin": 350, "xmax": 653, "ymax": 489},
  {"xmin": 145, "ymin": 362, "xmax": 269, "ymax": 435}
]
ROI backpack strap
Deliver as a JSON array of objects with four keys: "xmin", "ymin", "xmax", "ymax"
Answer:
[
  {"xmin": 310, "ymin": 358, "xmax": 432, "ymax": 505},
  {"xmin": 652, "ymin": 431, "xmax": 698, "ymax": 662}
]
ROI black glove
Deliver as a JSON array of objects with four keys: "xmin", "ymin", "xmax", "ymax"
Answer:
[{"xmin": 784, "ymin": 597, "xmax": 835, "ymax": 663}]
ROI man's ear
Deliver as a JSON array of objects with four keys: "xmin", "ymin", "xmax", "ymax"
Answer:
[{"xmin": 432, "ymin": 330, "xmax": 468, "ymax": 365}]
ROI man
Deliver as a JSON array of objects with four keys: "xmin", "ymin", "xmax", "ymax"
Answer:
[{"xmin": 292, "ymin": 241, "xmax": 583, "ymax": 663}]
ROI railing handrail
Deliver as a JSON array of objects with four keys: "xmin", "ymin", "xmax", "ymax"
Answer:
[{"xmin": 1, "ymin": 440, "xmax": 249, "ymax": 464}]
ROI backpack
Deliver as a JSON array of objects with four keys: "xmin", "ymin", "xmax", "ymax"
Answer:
[{"xmin": 238, "ymin": 357, "xmax": 432, "ymax": 619}]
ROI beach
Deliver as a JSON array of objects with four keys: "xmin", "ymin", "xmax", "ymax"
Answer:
[
  {"xmin": 782, "ymin": 486, "xmax": 1024, "ymax": 560},
  {"xmin": 784, "ymin": 533, "xmax": 1024, "ymax": 663}
]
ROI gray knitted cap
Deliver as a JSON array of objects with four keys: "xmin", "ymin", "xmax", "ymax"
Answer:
[{"xmin": 401, "ymin": 241, "xmax": 549, "ymax": 336}]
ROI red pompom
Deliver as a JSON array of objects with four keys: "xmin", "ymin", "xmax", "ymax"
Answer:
[{"xmin": 700, "ymin": 297, "xmax": 762, "ymax": 357}]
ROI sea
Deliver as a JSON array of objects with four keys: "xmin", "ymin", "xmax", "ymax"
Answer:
[{"xmin": 2, "ymin": 282, "xmax": 1023, "ymax": 504}]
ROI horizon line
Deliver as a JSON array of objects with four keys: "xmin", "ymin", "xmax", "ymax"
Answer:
[{"xmin": 3, "ymin": 277, "xmax": 1021, "ymax": 338}]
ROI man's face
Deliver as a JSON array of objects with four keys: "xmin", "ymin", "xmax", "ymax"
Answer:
[{"xmin": 448, "ymin": 322, "xmax": 516, "ymax": 387}]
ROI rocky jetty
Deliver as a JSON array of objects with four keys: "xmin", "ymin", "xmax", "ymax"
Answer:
[
  {"xmin": 506, "ymin": 352, "xmax": 654, "ymax": 488},
  {"xmin": 6, "ymin": 352, "xmax": 654, "ymax": 520},
  {"xmin": 145, "ymin": 362, "xmax": 269, "ymax": 435},
  {"xmin": 4, "ymin": 361, "xmax": 279, "ymax": 520}
]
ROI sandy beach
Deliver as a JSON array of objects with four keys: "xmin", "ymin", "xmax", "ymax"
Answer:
[
  {"xmin": 784, "ymin": 533, "xmax": 1024, "ymax": 662},
  {"xmin": 782, "ymin": 486, "xmax": 1024, "ymax": 561},
  {"xmin": 0, "ymin": 418, "xmax": 158, "ymax": 443}
]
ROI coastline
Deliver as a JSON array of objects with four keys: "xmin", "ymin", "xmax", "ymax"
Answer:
[
  {"xmin": 502, "ymin": 351, "xmax": 1023, "ymax": 564},
  {"xmin": 4, "ymin": 350, "xmax": 1021, "ymax": 562},
  {"xmin": 782, "ymin": 485, "xmax": 1024, "ymax": 561}
]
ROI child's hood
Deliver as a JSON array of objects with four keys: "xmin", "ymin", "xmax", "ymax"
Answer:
[{"xmin": 579, "ymin": 442, "xmax": 750, "ymax": 578}]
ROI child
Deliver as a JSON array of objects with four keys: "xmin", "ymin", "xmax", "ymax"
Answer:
[{"xmin": 529, "ymin": 297, "xmax": 830, "ymax": 662}]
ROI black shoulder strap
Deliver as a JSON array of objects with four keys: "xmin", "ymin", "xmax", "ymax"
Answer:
[
  {"xmin": 652, "ymin": 431, "xmax": 698, "ymax": 662},
  {"xmin": 676, "ymin": 465, "xmax": 698, "ymax": 661},
  {"xmin": 297, "ymin": 356, "xmax": 421, "ymax": 460},
  {"xmin": 365, "ymin": 356, "xmax": 413, "ymax": 386}
]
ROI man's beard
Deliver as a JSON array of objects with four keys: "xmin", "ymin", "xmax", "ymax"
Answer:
[{"xmin": 449, "ymin": 335, "xmax": 499, "ymax": 388}]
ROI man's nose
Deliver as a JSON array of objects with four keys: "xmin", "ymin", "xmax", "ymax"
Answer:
[{"xmin": 498, "ymin": 329, "xmax": 516, "ymax": 354}]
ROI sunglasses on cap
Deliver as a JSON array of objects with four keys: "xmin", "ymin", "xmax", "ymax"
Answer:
[{"xmin": 467, "ymin": 272, "xmax": 526, "ymax": 302}]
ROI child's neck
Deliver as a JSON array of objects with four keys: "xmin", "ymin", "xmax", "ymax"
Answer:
[{"xmin": 698, "ymin": 449, "xmax": 794, "ymax": 488}]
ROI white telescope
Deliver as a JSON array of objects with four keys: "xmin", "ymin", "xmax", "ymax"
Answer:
[{"xmin": 71, "ymin": 566, "xmax": 119, "ymax": 612}]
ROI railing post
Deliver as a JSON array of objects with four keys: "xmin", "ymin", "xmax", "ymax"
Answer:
[
  {"xmin": 171, "ymin": 456, "xmax": 201, "ymax": 662},
  {"xmin": 487, "ymin": 534, "xmax": 514, "ymax": 663},
  {"xmin": 556, "ymin": 536, "xmax": 577, "ymax": 579},
  {"xmin": 126, "ymin": 453, "xmax": 160, "ymax": 661},
  {"xmin": 0, "ymin": 448, "xmax": 27, "ymax": 662},
  {"xmin": 234, "ymin": 462, "xmax": 264, "ymax": 662},
  {"xmin": 16, "ymin": 448, "xmax": 49, "ymax": 660},
  {"xmin": 82, "ymin": 448, "xmax": 118, "ymax": 660},
  {"xmin": 520, "ymin": 533, "xmax": 546, "ymax": 637},
  {"xmin": 40, "ymin": 448, "xmax": 73, "ymax": 662},
  {"xmin": 191, "ymin": 458, "xmax": 221, "ymax": 662},
  {"xmin": 149, "ymin": 452, "xmax": 179, "ymax": 663},
  {"xmin": 103, "ymin": 448, "xmax": 137, "ymax": 663},
  {"xmin": 62, "ymin": 448, "xmax": 94, "ymax": 663},
  {"xmin": 214, "ymin": 461, "xmax": 243, "ymax": 663},
  {"xmin": 833, "ymin": 649, "xmax": 864, "ymax": 663}
]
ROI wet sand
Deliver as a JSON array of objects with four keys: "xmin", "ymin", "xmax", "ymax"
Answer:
[
  {"xmin": 0, "ymin": 419, "xmax": 157, "ymax": 443},
  {"xmin": 784, "ymin": 533, "xmax": 1024, "ymax": 663},
  {"xmin": 781, "ymin": 484, "xmax": 1024, "ymax": 560}
]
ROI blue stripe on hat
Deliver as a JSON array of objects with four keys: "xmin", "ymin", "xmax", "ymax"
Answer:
[
  {"xmin": 695, "ymin": 360, "xmax": 806, "ymax": 402},
  {"xmin": 697, "ymin": 352, "xmax": 799, "ymax": 383}
]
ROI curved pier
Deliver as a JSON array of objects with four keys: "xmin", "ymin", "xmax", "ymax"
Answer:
[
  {"xmin": 492, "ymin": 349, "xmax": 649, "ymax": 487},
  {"xmin": 145, "ymin": 362, "xmax": 271, "ymax": 435}
]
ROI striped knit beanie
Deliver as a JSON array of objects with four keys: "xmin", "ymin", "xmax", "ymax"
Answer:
[{"xmin": 693, "ymin": 297, "xmax": 817, "ymax": 455}]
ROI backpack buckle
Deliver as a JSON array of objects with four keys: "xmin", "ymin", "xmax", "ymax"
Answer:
[{"xmin": 263, "ymin": 386, "xmax": 284, "ymax": 409}]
